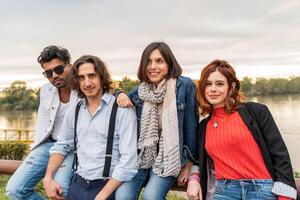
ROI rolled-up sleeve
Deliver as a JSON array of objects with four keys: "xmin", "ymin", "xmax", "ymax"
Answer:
[
  {"xmin": 111, "ymin": 107, "xmax": 138, "ymax": 181},
  {"xmin": 50, "ymin": 103, "xmax": 76, "ymax": 156}
]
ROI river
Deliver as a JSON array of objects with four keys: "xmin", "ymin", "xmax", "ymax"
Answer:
[{"xmin": 0, "ymin": 94, "xmax": 299, "ymax": 171}]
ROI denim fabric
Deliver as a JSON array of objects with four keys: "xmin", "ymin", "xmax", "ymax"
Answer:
[
  {"xmin": 6, "ymin": 141, "xmax": 74, "ymax": 200},
  {"xmin": 115, "ymin": 168, "xmax": 176, "ymax": 200},
  {"xmin": 213, "ymin": 179, "xmax": 277, "ymax": 200},
  {"xmin": 31, "ymin": 83, "xmax": 79, "ymax": 150},
  {"xmin": 128, "ymin": 76, "xmax": 198, "ymax": 165},
  {"xmin": 68, "ymin": 174, "xmax": 115, "ymax": 200}
]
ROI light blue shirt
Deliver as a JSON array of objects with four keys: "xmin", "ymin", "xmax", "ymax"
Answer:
[{"xmin": 50, "ymin": 93, "xmax": 138, "ymax": 182}]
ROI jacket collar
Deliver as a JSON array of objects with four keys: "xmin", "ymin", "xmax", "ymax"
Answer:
[
  {"xmin": 42, "ymin": 85, "xmax": 59, "ymax": 110},
  {"xmin": 42, "ymin": 85, "xmax": 78, "ymax": 110},
  {"xmin": 176, "ymin": 76, "xmax": 183, "ymax": 88},
  {"xmin": 237, "ymin": 104, "xmax": 260, "ymax": 142}
]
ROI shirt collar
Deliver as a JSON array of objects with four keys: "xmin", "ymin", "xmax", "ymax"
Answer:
[{"xmin": 82, "ymin": 92, "xmax": 113, "ymax": 109}]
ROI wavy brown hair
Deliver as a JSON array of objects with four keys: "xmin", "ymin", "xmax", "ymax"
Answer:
[
  {"xmin": 196, "ymin": 59, "xmax": 245, "ymax": 116},
  {"xmin": 71, "ymin": 55, "xmax": 113, "ymax": 98}
]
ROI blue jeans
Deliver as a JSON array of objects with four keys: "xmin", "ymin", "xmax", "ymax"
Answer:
[
  {"xmin": 6, "ymin": 140, "xmax": 73, "ymax": 200},
  {"xmin": 213, "ymin": 179, "xmax": 277, "ymax": 200},
  {"xmin": 115, "ymin": 168, "xmax": 176, "ymax": 200}
]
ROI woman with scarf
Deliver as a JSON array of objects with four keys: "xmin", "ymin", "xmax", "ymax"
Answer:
[
  {"xmin": 186, "ymin": 59, "xmax": 297, "ymax": 200},
  {"xmin": 115, "ymin": 42, "xmax": 198, "ymax": 200}
]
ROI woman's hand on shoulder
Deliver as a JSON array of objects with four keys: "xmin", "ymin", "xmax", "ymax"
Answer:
[{"xmin": 116, "ymin": 92, "xmax": 134, "ymax": 107}]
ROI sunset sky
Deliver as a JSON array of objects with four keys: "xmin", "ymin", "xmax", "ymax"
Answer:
[{"xmin": 0, "ymin": 0, "xmax": 300, "ymax": 89}]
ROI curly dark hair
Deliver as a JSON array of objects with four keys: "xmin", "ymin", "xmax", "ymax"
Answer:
[
  {"xmin": 37, "ymin": 45, "xmax": 71, "ymax": 67},
  {"xmin": 71, "ymin": 55, "xmax": 113, "ymax": 98},
  {"xmin": 196, "ymin": 59, "xmax": 245, "ymax": 116}
]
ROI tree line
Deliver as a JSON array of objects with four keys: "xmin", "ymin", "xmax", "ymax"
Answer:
[
  {"xmin": 1, "ymin": 76, "xmax": 300, "ymax": 111},
  {"xmin": 0, "ymin": 78, "xmax": 140, "ymax": 111},
  {"xmin": 0, "ymin": 81, "xmax": 39, "ymax": 111},
  {"xmin": 240, "ymin": 76, "xmax": 300, "ymax": 96}
]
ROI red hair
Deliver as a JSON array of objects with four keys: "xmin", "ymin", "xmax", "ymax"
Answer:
[{"xmin": 196, "ymin": 59, "xmax": 245, "ymax": 116}]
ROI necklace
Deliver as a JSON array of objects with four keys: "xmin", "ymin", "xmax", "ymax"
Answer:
[
  {"xmin": 211, "ymin": 107, "xmax": 228, "ymax": 128},
  {"xmin": 213, "ymin": 120, "xmax": 218, "ymax": 128},
  {"xmin": 212, "ymin": 117, "xmax": 227, "ymax": 128}
]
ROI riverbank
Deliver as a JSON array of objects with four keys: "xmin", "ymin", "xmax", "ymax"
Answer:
[{"xmin": 282, "ymin": 134, "xmax": 300, "ymax": 172}]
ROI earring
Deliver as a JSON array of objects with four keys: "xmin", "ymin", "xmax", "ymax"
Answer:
[{"xmin": 231, "ymin": 97, "xmax": 235, "ymax": 104}]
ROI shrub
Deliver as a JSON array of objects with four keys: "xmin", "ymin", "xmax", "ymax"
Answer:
[{"xmin": 0, "ymin": 141, "xmax": 29, "ymax": 160}]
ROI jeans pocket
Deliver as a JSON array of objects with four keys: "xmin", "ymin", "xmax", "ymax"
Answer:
[
  {"xmin": 257, "ymin": 185, "xmax": 277, "ymax": 200},
  {"xmin": 214, "ymin": 181, "xmax": 226, "ymax": 194}
]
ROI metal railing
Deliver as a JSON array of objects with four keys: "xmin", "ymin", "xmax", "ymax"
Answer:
[{"xmin": 0, "ymin": 129, "xmax": 34, "ymax": 143}]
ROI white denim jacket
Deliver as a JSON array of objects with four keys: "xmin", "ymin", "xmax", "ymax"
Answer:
[{"xmin": 30, "ymin": 83, "xmax": 79, "ymax": 150}]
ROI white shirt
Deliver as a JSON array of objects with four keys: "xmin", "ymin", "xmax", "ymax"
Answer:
[{"xmin": 51, "ymin": 101, "xmax": 70, "ymax": 140}]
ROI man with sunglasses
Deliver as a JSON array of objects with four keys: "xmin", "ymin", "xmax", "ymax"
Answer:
[{"xmin": 6, "ymin": 45, "xmax": 79, "ymax": 200}]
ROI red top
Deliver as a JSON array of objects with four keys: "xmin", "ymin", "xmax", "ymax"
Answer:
[
  {"xmin": 205, "ymin": 107, "xmax": 271, "ymax": 179},
  {"xmin": 205, "ymin": 107, "xmax": 290, "ymax": 200}
]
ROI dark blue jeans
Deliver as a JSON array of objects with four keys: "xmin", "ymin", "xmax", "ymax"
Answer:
[
  {"xmin": 214, "ymin": 179, "xmax": 277, "ymax": 200},
  {"xmin": 115, "ymin": 168, "xmax": 176, "ymax": 200},
  {"xmin": 68, "ymin": 173, "xmax": 115, "ymax": 200}
]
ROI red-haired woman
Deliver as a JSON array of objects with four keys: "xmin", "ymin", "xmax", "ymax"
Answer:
[{"xmin": 187, "ymin": 60, "xmax": 297, "ymax": 200}]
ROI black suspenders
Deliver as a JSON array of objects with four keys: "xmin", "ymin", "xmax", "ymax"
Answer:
[
  {"xmin": 72, "ymin": 99, "xmax": 118, "ymax": 178},
  {"xmin": 72, "ymin": 100, "xmax": 82, "ymax": 172}
]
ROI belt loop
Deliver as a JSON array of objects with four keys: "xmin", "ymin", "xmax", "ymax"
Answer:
[
  {"xmin": 74, "ymin": 173, "xmax": 78, "ymax": 183},
  {"xmin": 224, "ymin": 179, "xmax": 228, "ymax": 185}
]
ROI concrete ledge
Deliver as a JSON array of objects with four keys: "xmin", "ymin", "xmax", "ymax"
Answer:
[
  {"xmin": 0, "ymin": 159, "xmax": 299, "ymax": 196},
  {"xmin": 0, "ymin": 159, "xmax": 22, "ymax": 174}
]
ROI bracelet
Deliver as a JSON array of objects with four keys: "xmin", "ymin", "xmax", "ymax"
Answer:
[
  {"xmin": 190, "ymin": 165, "xmax": 199, "ymax": 174},
  {"xmin": 188, "ymin": 176, "xmax": 200, "ymax": 183},
  {"xmin": 188, "ymin": 174, "xmax": 200, "ymax": 183},
  {"xmin": 190, "ymin": 172, "xmax": 199, "ymax": 176}
]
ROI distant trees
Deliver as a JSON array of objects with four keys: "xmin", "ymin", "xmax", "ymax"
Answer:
[
  {"xmin": 0, "ymin": 81, "xmax": 39, "ymax": 111},
  {"xmin": 116, "ymin": 76, "xmax": 139, "ymax": 93},
  {"xmin": 240, "ymin": 76, "xmax": 300, "ymax": 96},
  {"xmin": 116, "ymin": 76, "xmax": 300, "ymax": 97},
  {"xmin": 1, "ymin": 76, "xmax": 299, "ymax": 111}
]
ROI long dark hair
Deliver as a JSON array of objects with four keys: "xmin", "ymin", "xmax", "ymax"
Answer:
[
  {"xmin": 71, "ymin": 55, "xmax": 113, "ymax": 98},
  {"xmin": 137, "ymin": 42, "xmax": 182, "ymax": 83}
]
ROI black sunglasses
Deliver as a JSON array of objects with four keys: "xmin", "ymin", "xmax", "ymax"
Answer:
[{"xmin": 42, "ymin": 65, "xmax": 65, "ymax": 78}]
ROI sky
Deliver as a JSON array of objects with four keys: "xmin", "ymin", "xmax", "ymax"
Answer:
[{"xmin": 0, "ymin": 0, "xmax": 300, "ymax": 89}]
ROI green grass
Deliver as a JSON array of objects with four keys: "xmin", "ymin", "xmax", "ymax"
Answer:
[
  {"xmin": 0, "ymin": 175, "xmax": 46, "ymax": 199},
  {"xmin": 138, "ymin": 188, "xmax": 187, "ymax": 200},
  {"xmin": 0, "ymin": 175, "xmax": 9, "ymax": 200},
  {"xmin": 167, "ymin": 191, "xmax": 188, "ymax": 200}
]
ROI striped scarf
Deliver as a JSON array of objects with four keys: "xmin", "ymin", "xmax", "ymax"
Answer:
[{"xmin": 137, "ymin": 78, "xmax": 181, "ymax": 177}]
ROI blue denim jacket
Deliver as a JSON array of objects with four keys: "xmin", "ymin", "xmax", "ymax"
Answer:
[{"xmin": 129, "ymin": 76, "xmax": 198, "ymax": 166}]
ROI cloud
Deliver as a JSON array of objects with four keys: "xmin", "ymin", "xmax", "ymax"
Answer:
[{"xmin": 0, "ymin": 0, "xmax": 300, "ymax": 87}]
